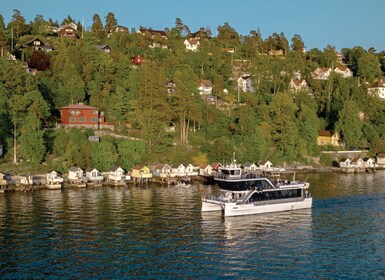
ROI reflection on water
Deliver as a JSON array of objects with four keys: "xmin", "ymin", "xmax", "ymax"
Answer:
[{"xmin": 1, "ymin": 172, "xmax": 385, "ymax": 278}]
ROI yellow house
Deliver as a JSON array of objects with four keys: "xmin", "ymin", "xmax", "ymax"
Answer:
[
  {"xmin": 317, "ymin": 130, "xmax": 340, "ymax": 146},
  {"xmin": 131, "ymin": 164, "xmax": 153, "ymax": 179}
]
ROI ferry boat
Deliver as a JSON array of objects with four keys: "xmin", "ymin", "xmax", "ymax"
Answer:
[{"xmin": 202, "ymin": 164, "xmax": 312, "ymax": 216}]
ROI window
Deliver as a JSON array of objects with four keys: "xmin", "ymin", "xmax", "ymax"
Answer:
[
  {"xmin": 90, "ymin": 118, "xmax": 98, "ymax": 123},
  {"xmin": 92, "ymin": 110, "xmax": 98, "ymax": 115},
  {"xmin": 69, "ymin": 117, "xmax": 76, "ymax": 123},
  {"xmin": 78, "ymin": 117, "xmax": 86, "ymax": 122},
  {"xmin": 70, "ymin": 110, "xmax": 80, "ymax": 116}
]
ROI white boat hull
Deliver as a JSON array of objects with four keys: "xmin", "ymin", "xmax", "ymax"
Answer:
[
  {"xmin": 224, "ymin": 198, "xmax": 312, "ymax": 217},
  {"xmin": 202, "ymin": 198, "xmax": 312, "ymax": 216},
  {"xmin": 46, "ymin": 183, "xmax": 62, "ymax": 190}
]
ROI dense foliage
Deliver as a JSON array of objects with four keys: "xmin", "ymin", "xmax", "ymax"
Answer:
[{"xmin": 1, "ymin": 10, "xmax": 385, "ymax": 172}]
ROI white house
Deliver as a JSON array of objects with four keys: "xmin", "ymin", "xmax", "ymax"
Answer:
[
  {"xmin": 257, "ymin": 160, "xmax": 273, "ymax": 170},
  {"xmin": 108, "ymin": 166, "xmax": 130, "ymax": 182},
  {"xmin": 46, "ymin": 171, "xmax": 64, "ymax": 184},
  {"xmin": 363, "ymin": 157, "xmax": 377, "ymax": 168},
  {"xmin": 68, "ymin": 167, "xmax": 85, "ymax": 181},
  {"xmin": 289, "ymin": 79, "xmax": 309, "ymax": 92},
  {"xmin": 152, "ymin": 164, "xmax": 172, "ymax": 178},
  {"xmin": 350, "ymin": 157, "xmax": 364, "ymax": 168},
  {"xmin": 198, "ymin": 80, "xmax": 213, "ymax": 95},
  {"xmin": 339, "ymin": 158, "xmax": 352, "ymax": 168},
  {"xmin": 312, "ymin": 67, "xmax": 332, "ymax": 80},
  {"xmin": 171, "ymin": 164, "xmax": 186, "ymax": 177},
  {"xmin": 199, "ymin": 163, "xmax": 213, "ymax": 176},
  {"xmin": 334, "ymin": 66, "xmax": 352, "ymax": 78},
  {"xmin": 368, "ymin": 80, "xmax": 385, "ymax": 99},
  {"xmin": 86, "ymin": 168, "xmax": 104, "ymax": 182},
  {"xmin": 185, "ymin": 163, "xmax": 198, "ymax": 176},
  {"xmin": 20, "ymin": 174, "xmax": 35, "ymax": 185},
  {"xmin": 237, "ymin": 73, "xmax": 254, "ymax": 92},
  {"xmin": 184, "ymin": 38, "xmax": 200, "ymax": 51},
  {"xmin": 243, "ymin": 162, "xmax": 258, "ymax": 172},
  {"xmin": 376, "ymin": 153, "xmax": 385, "ymax": 167}
]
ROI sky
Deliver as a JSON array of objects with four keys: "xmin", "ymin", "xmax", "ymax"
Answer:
[{"xmin": 2, "ymin": 0, "xmax": 385, "ymax": 52}]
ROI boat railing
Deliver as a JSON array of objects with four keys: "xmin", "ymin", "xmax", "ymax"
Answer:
[{"xmin": 215, "ymin": 172, "xmax": 260, "ymax": 180}]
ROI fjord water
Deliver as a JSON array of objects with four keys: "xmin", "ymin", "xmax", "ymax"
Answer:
[{"xmin": 1, "ymin": 172, "xmax": 385, "ymax": 279}]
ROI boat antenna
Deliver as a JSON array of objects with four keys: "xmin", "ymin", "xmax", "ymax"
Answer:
[{"xmin": 304, "ymin": 175, "xmax": 308, "ymax": 182}]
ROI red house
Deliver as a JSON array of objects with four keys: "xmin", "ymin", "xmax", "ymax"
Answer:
[{"xmin": 59, "ymin": 104, "xmax": 105, "ymax": 129}]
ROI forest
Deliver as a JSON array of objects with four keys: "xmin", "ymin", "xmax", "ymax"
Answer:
[{"xmin": 1, "ymin": 9, "xmax": 385, "ymax": 173}]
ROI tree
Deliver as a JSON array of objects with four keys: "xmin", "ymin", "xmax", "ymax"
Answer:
[
  {"xmin": 0, "ymin": 14, "xmax": 7, "ymax": 50},
  {"xmin": 357, "ymin": 52, "xmax": 382, "ymax": 84},
  {"xmin": 91, "ymin": 14, "xmax": 104, "ymax": 39},
  {"xmin": 104, "ymin": 12, "xmax": 117, "ymax": 34},
  {"xmin": 91, "ymin": 141, "xmax": 119, "ymax": 171},
  {"xmin": 336, "ymin": 100, "xmax": 363, "ymax": 148},
  {"xmin": 30, "ymin": 14, "xmax": 48, "ymax": 35},
  {"xmin": 27, "ymin": 50, "xmax": 50, "ymax": 71},
  {"xmin": 117, "ymin": 140, "xmax": 146, "ymax": 170},
  {"xmin": 291, "ymin": 34, "xmax": 305, "ymax": 53},
  {"xmin": 7, "ymin": 9, "xmax": 28, "ymax": 40}
]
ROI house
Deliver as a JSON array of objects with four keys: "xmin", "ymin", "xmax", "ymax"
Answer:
[
  {"xmin": 86, "ymin": 168, "xmax": 104, "ymax": 182},
  {"xmin": 211, "ymin": 162, "xmax": 223, "ymax": 171},
  {"xmin": 317, "ymin": 130, "xmax": 340, "ymax": 146},
  {"xmin": 131, "ymin": 54, "xmax": 144, "ymax": 65},
  {"xmin": 171, "ymin": 164, "xmax": 186, "ymax": 177},
  {"xmin": 257, "ymin": 160, "xmax": 273, "ymax": 171},
  {"xmin": 96, "ymin": 44, "xmax": 111, "ymax": 53},
  {"xmin": 339, "ymin": 158, "xmax": 351, "ymax": 168},
  {"xmin": 243, "ymin": 162, "xmax": 258, "ymax": 172},
  {"xmin": 184, "ymin": 38, "xmax": 200, "ymax": 51},
  {"xmin": 199, "ymin": 164, "xmax": 213, "ymax": 176},
  {"xmin": 138, "ymin": 27, "xmax": 167, "ymax": 39},
  {"xmin": 268, "ymin": 49, "xmax": 284, "ymax": 56},
  {"xmin": 334, "ymin": 66, "xmax": 352, "ymax": 78},
  {"xmin": 198, "ymin": 80, "xmax": 213, "ymax": 95},
  {"xmin": 107, "ymin": 25, "xmax": 128, "ymax": 37},
  {"xmin": 335, "ymin": 50, "xmax": 345, "ymax": 65},
  {"xmin": 350, "ymin": 157, "xmax": 364, "ymax": 168},
  {"xmin": 368, "ymin": 80, "xmax": 385, "ymax": 99},
  {"xmin": 363, "ymin": 157, "xmax": 377, "ymax": 168},
  {"xmin": 108, "ymin": 166, "xmax": 130, "ymax": 182},
  {"xmin": 20, "ymin": 38, "xmax": 53, "ymax": 52},
  {"xmin": 131, "ymin": 164, "xmax": 153, "ymax": 180},
  {"xmin": 152, "ymin": 164, "xmax": 172, "ymax": 178},
  {"xmin": 0, "ymin": 172, "xmax": 11, "ymax": 185},
  {"xmin": 88, "ymin": 136, "xmax": 100, "ymax": 142},
  {"xmin": 185, "ymin": 163, "xmax": 198, "ymax": 176},
  {"xmin": 58, "ymin": 22, "xmax": 78, "ymax": 38},
  {"xmin": 376, "ymin": 153, "xmax": 385, "ymax": 168},
  {"xmin": 46, "ymin": 171, "xmax": 64, "ymax": 184},
  {"xmin": 289, "ymin": 79, "xmax": 309, "ymax": 92},
  {"xmin": 237, "ymin": 73, "xmax": 254, "ymax": 93},
  {"xmin": 68, "ymin": 167, "xmax": 85, "ymax": 182},
  {"xmin": 312, "ymin": 67, "xmax": 332, "ymax": 80},
  {"xmin": 20, "ymin": 174, "xmax": 35, "ymax": 185},
  {"xmin": 59, "ymin": 103, "xmax": 106, "ymax": 130}
]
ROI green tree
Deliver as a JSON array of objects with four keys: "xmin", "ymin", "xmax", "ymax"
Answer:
[
  {"xmin": 7, "ymin": 9, "xmax": 28, "ymax": 40},
  {"xmin": 91, "ymin": 141, "xmax": 118, "ymax": 171},
  {"xmin": 357, "ymin": 52, "xmax": 382, "ymax": 84},
  {"xmin": 291, "ymin": 34, "xmax": 305, "ymax": 53},
  {"xmin": 104, "ymin": 12, "xmax": 117, "ymax": 34},
  {"xmin": 336, "ymin": 100, "xmax": 363, "ymax": 148},
  {"xmin": 91, "ymin": 14, "xmax": 104, "ymax": 40},
  {"xmin": 117, "ymin": 140, "xmax": 146, "ymax": 170}
]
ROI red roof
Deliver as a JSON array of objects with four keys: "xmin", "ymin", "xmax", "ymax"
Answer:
[{"xmin": 60, "ymin": 104, "xmax": 99, "ymax": 110}]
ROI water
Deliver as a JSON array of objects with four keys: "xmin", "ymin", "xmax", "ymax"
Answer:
[{"xmin": 1, "ymin": 172, "xmax": 385, "ymax": 279}]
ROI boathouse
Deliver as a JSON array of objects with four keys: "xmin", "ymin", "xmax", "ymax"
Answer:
[{"xmin": 131, "ymin": 164, "xmax": 152, "ymax": 185}]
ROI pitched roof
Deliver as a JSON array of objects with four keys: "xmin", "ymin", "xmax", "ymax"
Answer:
[
  {"xmin": 69, "ymin": 167, "xmax": 83, "ymax": 172},
  {"xmin": 369, "ymin": 80, "xmax": 385, "ymax": 88},
  {"xmin": 318, "ymin": 130, "xmax": 333, "ymax": 137},
  {"xmin": 139, "ymin": 28, "xmax": 167, "ymax": 37},
  {"xmin": 110, "ymin": 165, "xmax": 123, "ymax": 172},
  {"xmin": 60, "ymin": 104, "xmax": 99, "ymax": 110},
  {"xmin": 200, "ymin": 79, "xmax": 212, "ymax": 87},
  {"xmin": 291, "ymin": 79, "xmax": 306, "ymax": 86}
]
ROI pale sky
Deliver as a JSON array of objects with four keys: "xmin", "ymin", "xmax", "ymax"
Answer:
[{"xmin": 2, "ymin": 0, "xmax": 385, "ymax": 51}]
